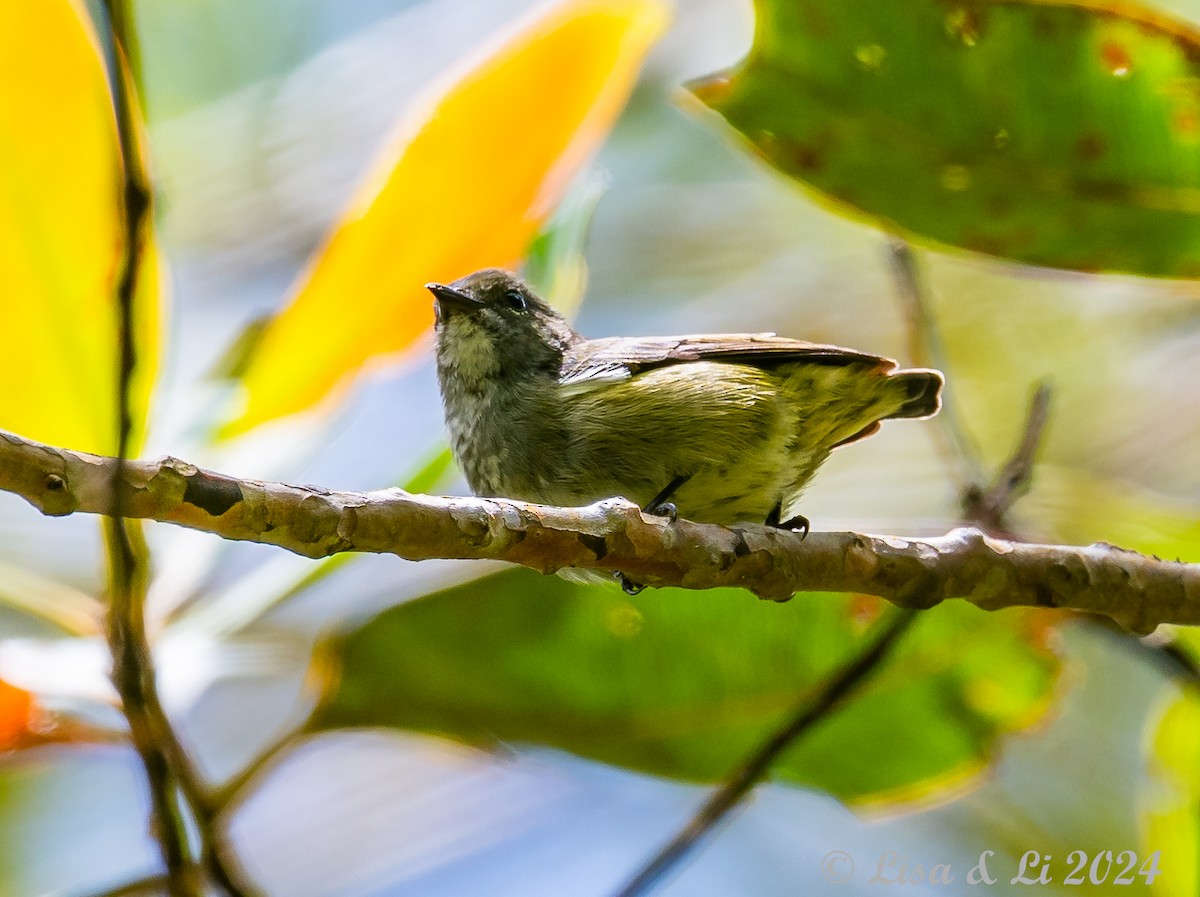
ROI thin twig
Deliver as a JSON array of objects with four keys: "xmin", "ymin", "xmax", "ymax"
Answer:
[
  {"xmin": 1148, "ymin": 639, "xmax": 1200, "ymax": 681},
  {"xmin": 103, "ymin": 520, "xmax": 199, "ymax": 897},
  {"xmin": 1086, "ymin": 616, "xmax": 1200, "ymax": 682},
  {"xmin": 890, "ymin": 241, "xmax": 1200, "ymax": 768},
  {"xmin": 890, "ymin": 242, "xmax": 1055, "ymax": 541},
  {"xmin": 85, "ymin": 873, "xmax": 170, "ymax": 897},
  {"xmin": 98, "ymin": 3, "xmax": 198, "ymax": 894},
  {"xmin": 961, "ymin": 382, "xmax": 1052, "ymax": 537},
  {"xmin": 888, "ymin": 239, "xmax": 984, "ymax": 492},
  {"xmin": 211, "ymin": 729, "xmax": 312, "ymax": 816},
  {"xmin": 612, "ymin": 609, "xmax": 918, "ymax": 897},
  {"xmin": 201, "ymin": 830, "xmax": 258, "ymax": 897},
  {"xmin": 98, "ymin": 6, "xmax": 259, "ymax": 897},
  {"xmin": 889, "ymin": 242, "xmax": 1200, "ymax": 681}
]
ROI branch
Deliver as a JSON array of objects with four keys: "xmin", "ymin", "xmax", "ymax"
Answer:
[
  {"xmin": 888, "ymin": 239, "xmax": 983, "ymax": 490},
  {"xmin": 99, "ymin": 7, "xmax": 256, "ymax": 896},
  {"xmin": 99, "ymin": 3, "xmax": 200, "ymax": 895},
  {"xmin": 87, "ymin": 874, "xmax": 171, "ymax": 897},
  {"xmin": 885, "ymin": 242, "xmax": 1200, "ymax": 678},
  {"xmin": 1, "ymin": 429, "xmax": 1197, "ymax": 633},
  {"xmin": 961, "ymin": 381, "xmax": 1052, "ymax": 537}
]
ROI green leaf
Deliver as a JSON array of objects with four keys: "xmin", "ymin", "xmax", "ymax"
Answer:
[
  {"xmin": 690, "ymin": 0, "xmax": 1200, "ymax": 277},
  {"xmin": 314, "ymin": 570, "xmax": 1060, "ymax": 805}
]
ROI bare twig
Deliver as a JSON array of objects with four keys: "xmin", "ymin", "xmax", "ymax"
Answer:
[
  {"xmin": 103, "ymin": 520, "xmax": 199, "ymax": 897},
  {"xmin": 890, "ymin": 240, "xmax": 1200, "ymax": 749},
  {"xmin": 98, "ymin": 5, "xmax": 256, "ymax": 896},
  {"xmin": 210, "ymin": 730, "xmax": 312, "ymax": 816},
  {"xmin": 888, "ymin": 242, "xmax": 1200, "ymax": 682},
  {"xmin": 86, "ymin": 873, "xmax": 170, "ymax": 897},
  {"xmin": 1, "ymin": 428, "xmax": 1196, "ymax": 632},
  {"xmin": 890, "ymin": 242, "xmax": 1055, "ymax": 541},
  {"xmin": 1089, "ymin": 618, "xmax": 1200, "ymax": 681},
  {"xmin": 961, "ymin": 382, "xmax": 1052, "ymax": 537},
  {"xmin": 888, "ymin": 239, "xmax": 983, "ymax": 491},
  {"xmin": 613, "ymin": 608, "xmax": 917, "ymax": 897},
  {"xmin": 98, "ymin": 4, "xmax": 198, "ymax": 894}
]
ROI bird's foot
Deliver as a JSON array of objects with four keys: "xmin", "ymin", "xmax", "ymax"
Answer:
[
  {"xmin": 776, "ymin": 514, "xmax": 810, "ymax": 540},
  {"xmin": 616, "ymin": 572, "xmax": 646, "ymax": 595},
  {"xmin": 649, "ymin": 500, "xmax": 678, "ymax": 522},
  {"xmin": 643, "ymin": 475, "xmax": 689, "ymax": 519},
  {"xmin": 622, "ymin": 486, "xmax": 685, "ymax": 594},
  {"xmin": 766, "ymin": 502, "xmax": 809, "ymax": 540}
]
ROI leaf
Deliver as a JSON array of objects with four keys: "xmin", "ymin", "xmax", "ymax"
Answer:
[
  {"xmin": 314, "ymin": 570, "xmax": 1060, "ymax": 806},
  {"xmin": 0, "ymin": 0, "xmax": 162, "ymax": 454},
  {"xmin": 0, "ymin": 670, "xmax": 108, "ymax": 752},
  {"xmin": 689, "ymin": 0, "xmax": 1200, "ymax": 277},
  {"xmin": 0, "ymin": 677, "xmax": 34, "ymax": 751},
  {"xmin": 1140, "ymin": 686, "xmax": 1200, "ymax": 897},
  {"xmin": 224, "ymin": 0, "xmax": 669, "ymax": 435},
  {"xmin": 0, "ymin": 560, "xmax": 102, "ymax": 637}
]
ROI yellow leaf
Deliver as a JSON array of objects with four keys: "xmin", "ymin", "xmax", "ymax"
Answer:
[
  {"xmin": 1141, "ymin": 688, "xmax": 1200, "ymax": 897},
  {"xmin": 0, "ymin": 0, "xmax": 161, "ymax": 455},
  {"xmin": 225, "ymin": 0, "xmax": 669, "ymax": 436}
]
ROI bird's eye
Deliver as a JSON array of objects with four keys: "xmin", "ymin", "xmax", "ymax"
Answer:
[{"xmin": 503, "ymin": 289, "xmax": 527, "ymax": 311}]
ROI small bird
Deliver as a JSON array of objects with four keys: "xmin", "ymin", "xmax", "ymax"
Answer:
[{"xmin": 428, "ymin": 269, "xmax": 942, "ymax": 589}]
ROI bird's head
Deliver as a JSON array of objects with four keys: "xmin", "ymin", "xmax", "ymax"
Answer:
[{"xmin": 427, "ymin": 269, "xmax": 575, "ymax": 385}]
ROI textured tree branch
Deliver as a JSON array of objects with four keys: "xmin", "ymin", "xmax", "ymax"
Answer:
[{"xmin": 1, "ymin": 428, "xmax": 1196, "ymax": 633}]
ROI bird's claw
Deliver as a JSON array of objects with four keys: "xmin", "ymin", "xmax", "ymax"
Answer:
[
  {"xmin": 621, "ymin": 495, "xmax": 678, "ymax": 594},
  {"xmin": 649, "ymin": 501, "xmax": 678, "ymax": 522},
  {"xmin": 616, "ymin": 572, "xmax": 645, "ymax": 595},
  {"xmin": 778, "ymin": 514, "xmax": 810, "ymax": 540}
]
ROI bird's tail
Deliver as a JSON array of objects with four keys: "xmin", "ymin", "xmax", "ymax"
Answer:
[{"xmin": 886, "ymin": 368, "xmax": 944, "ymax": 419}]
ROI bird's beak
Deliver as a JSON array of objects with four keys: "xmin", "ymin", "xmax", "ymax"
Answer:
[{"xmin": 426, "ymin": 283, "xmax": 483, "ymax": 318}]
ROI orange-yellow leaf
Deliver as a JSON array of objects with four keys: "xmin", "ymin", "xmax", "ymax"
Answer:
[
  {"xmin": 0, "ymin": 678, "xmax": 33, "ymax": 750},
  {"xmin": 0, "ymin": 674, "xmax": 108, "ymax": 750},
  {"xmin": 0, "ymin": 0, "xmax": 161, "ymax": 455},
  {"xmin": 225, "ymin": 0, "xmax": 669, "ymax": 435}
]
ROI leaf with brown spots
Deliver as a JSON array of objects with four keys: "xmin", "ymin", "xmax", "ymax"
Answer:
[{"xmin": 689, "ymin": 0, "xmax": 1200, "ymax": 278}]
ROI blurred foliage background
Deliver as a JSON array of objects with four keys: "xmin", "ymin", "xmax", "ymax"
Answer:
[{"xmin": 2, "ymin": 0, "xmax": 1200, "ymax": 895}]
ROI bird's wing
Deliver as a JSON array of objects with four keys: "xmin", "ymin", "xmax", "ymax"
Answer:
[{"xmin": 560, "ymin": 334, "xmax": 894, "ymax": 391}]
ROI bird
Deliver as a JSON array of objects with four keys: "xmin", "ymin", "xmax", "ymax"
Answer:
[{"xmin": 427, "ymin": 269, "xmax": 942, "ymax": 590}]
